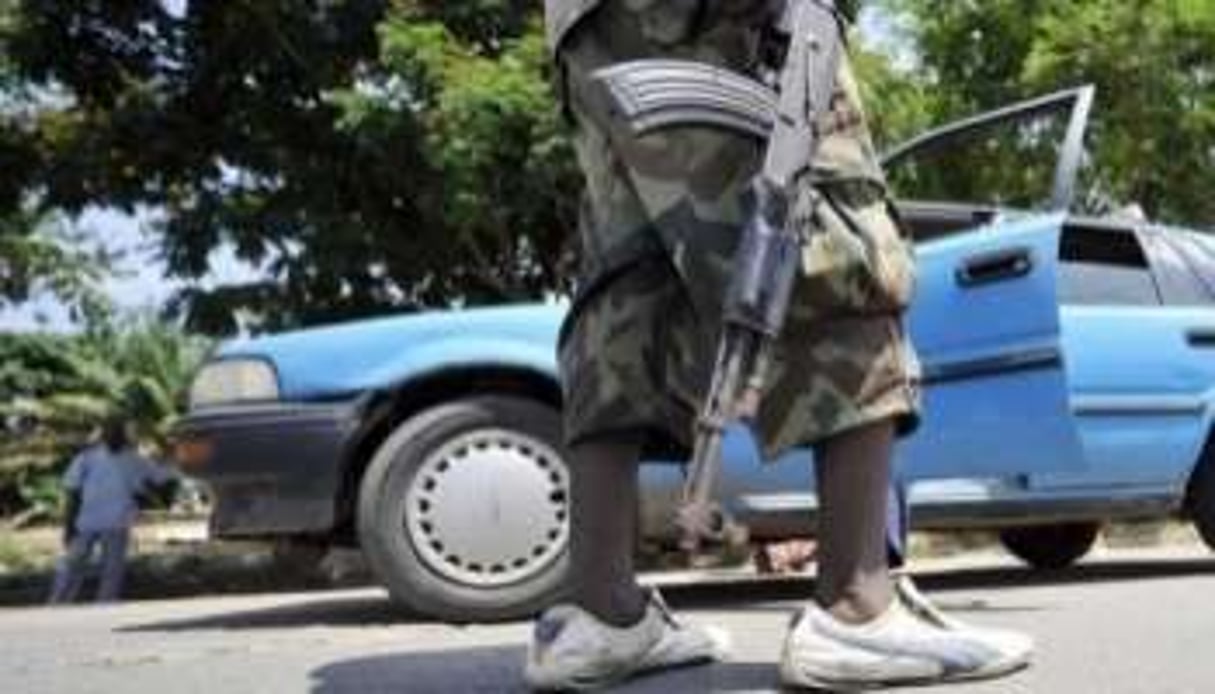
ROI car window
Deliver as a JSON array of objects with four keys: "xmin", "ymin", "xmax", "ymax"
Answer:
[
  {"xmin": 1059, "ymin": 227, "xmax": 1161, "ymax": 306},
  {"xmin": 887, "ymin": 112, "xmax": 1068, "ymax": 211},
  {"xmin": 1165, "ymin": 232, "xmax": 1215, "ymax": 301},
  {"xmin": 884, "ymin": 89, "xmax": 1094, "ymax": 209},
  {"xmin": 1139, "ymin": 233, "xmax": 1213, "ymax": 306}
]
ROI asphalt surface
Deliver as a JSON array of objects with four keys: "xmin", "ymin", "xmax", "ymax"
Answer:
[{"xmin": 3, "ymin": 546, "xmax": 1214, "ymax": 694}]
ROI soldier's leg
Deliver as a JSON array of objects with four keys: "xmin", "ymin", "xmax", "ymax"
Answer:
[
  {"xmin": 814, "ymin": 419, "xmax": 897, "ymax": 624},
  {"xmin": 526, "ymin": 433, "xmax": 727, "ymax": 691},
  {"xmin": 567, "ymin": 437, "xmax": 648, "ymax": 627},
  {"xmin": 780, "ymin": 299, "xmax": 1033, "ymax": 687},
  {"xmin": 526, "ymin": 3, "xmax": 749, "ymax": 687}
]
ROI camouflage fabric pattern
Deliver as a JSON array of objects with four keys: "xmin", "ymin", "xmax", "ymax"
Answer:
[
  {"xmin": 552, "ymin": 0, "xmax": 920, "ymax": 458},
  {"xmin": 544, "ymin": 0, "xmax": 862, "ymax": 57}
]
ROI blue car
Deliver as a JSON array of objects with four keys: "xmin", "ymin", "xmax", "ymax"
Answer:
[{"xmin": 175, "ymin": 87, "xmax": 1215, "ymax": 621}]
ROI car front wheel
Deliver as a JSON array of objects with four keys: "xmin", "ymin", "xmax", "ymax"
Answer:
[
  {"xmin": 998, "ymin": 522, "xmax": 1100, "ymax": 569},
  {"xmin": 357, "ymin": 395, "xmax": 570, "ymax": 622}
]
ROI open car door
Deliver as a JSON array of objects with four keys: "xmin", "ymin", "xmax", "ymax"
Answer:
[
  {"xmin": 686, "ymin": 87, "xmax": 1099, "ymax": 521},
  {"xmin": 885, "ymin": 86, "xmax": 1095, "ymax": 479}
]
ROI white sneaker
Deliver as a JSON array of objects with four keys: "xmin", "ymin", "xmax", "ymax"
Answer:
[
  {"xmin": 780, "ymin": 589, "xmax": 1033, "ymax": 691},
  {"xmin": 891, "ymin": 575, "xmax": 958, "ymax": 627},
  {"xmin": 893, "ymin": 574, "xmax": 1037, "ymax": 670},
  {"xmin": 524, "ymin": 590, "xmax": 729, "ymax": 691}
]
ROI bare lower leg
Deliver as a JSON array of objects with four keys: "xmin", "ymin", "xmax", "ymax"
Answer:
[
  {"xmin": 568, "ymin": 438, "xmax": 649, "ymax": 627},
  {"xmin": 814, "ymin": 419, "xmax": 897, "ymax": 625}
]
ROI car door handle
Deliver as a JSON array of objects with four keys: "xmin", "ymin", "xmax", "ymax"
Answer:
[
  {"xmin": 1187, "ymin": 329, "xmax": 1215, "ymax": 348},
  {"xmin": 956, "ymin": 247, "xmax": 1034, "ymax": 288}
]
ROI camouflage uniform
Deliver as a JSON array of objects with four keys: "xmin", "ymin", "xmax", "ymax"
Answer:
[{"xmin": 548, "ymin": 0, "xmax": 921, "ymax": 459}]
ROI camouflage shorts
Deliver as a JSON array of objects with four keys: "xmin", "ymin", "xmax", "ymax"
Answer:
[{"xmin": 552, "ymin": 0, "xmax": 921, "ymax": 458}]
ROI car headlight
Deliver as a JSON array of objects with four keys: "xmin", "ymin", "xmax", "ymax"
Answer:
[{"xmin": 189, "ymin": 358, "xmax": 281, "ymax": 408}]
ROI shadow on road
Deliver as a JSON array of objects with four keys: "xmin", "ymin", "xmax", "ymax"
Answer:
[
  {"xmin": 119, "ymin": 594, "xmax": 423, "ymax": 632},
  {"xmin": 308, "ymin": 647, "xmax": 776, "ymax": 693},
  {"xmin": 120, "ymin": 555, "xmax": 1215, "ymax": 634}
]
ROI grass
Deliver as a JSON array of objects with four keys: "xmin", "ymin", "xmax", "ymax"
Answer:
[{"xmin": 0, "ymin": 532, "xmax": 56, "ymax": 575}]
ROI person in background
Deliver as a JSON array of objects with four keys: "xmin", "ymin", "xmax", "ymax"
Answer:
[{"xmin": 47, "ymin": 415, "xmax": 178, "ymax": 604}]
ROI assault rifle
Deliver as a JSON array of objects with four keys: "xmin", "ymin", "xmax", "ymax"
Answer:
[{"xmin": 586, "ymin": 0, "xmax": 849, "ymax": 558}]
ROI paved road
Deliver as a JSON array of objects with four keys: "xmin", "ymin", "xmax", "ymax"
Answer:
[{"xmin": 3, "ymin": 546, "xmax": 1214, "ymax": 693}]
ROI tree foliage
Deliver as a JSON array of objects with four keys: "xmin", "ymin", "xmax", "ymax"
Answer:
[
  {"xmin": 851, "ymin": 40, "xmax": 937, "ymax": 150},
  {"xmin": 345, "ymin": 5, "xmax": 578, "ymax": 303},
  {"xmin": 0, "ymin": 0, "xmax": 577, "ymax": 334},
  {"xmin": 884, "ymin": 0, "xmax": 1215, "ymax": 225},
  {"xmin": 0, "ymin": 214, "xmax": 113, "ymax": 325}
]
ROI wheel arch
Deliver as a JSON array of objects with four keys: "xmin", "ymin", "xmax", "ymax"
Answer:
[
  {"xmin": 331, "ymin": 365, "xmax": 563, "ymax": 542},
  {"xmin": 1182, "ymin": 421, "xmax": 1215, "ymax": 517}
]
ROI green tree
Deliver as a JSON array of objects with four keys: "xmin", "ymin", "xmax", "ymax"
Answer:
[
  {"xmin": 0, "ymin": 5, "xmax": 113, "ymax": 323},
  {"xmin": 884, "ymin": 0, "xmax": 1215, "ymax": 225},
  {"xmin": 0, "ymin": 213, "xmax": 114, "ymax": 325},
  {"xmin": 884, "ymin": 0, "xmax": 1050, "ymax": 116},
  {"xmin": 1024, "ymin": 0, "xmax": 1215, "ymax": 223},
  {"xmin": 333, "ymin": 6, "xmax": 578, "ymax": 304},
  {"xmin": 1, "ymin": 0, "xmax": 576, "ymax": 334},
  {"xmin": 852, "ymin": 40, "xmax": 937, "ymax": 150}
]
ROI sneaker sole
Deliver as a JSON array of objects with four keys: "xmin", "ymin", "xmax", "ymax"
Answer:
[
  {"xmin": 781, "ymin": 654, "xmax": 1031, "ymax": 692},
  {"xmin": 529, "ymin": 653, "xmax": 719, "ymax": 692}
]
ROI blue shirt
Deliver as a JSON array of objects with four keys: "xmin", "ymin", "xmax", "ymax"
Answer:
[{"xmin": 62, "ymin": 445, "xmax": 176, "ymax": 532}]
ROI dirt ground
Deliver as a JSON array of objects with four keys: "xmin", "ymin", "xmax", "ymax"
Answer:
[
  {"xmin": 0, "ymin": 516, "xmax": 1204, "ymax": 606},
  {"xmin": 0, "ymin": 519, "xmax": 371, "ymax": 606}
]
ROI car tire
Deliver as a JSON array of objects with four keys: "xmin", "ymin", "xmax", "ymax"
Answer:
[
  {"xmin": 998, "ymin": 522, "xmax": 1100, "ymax": 569},
  {"xmin": 1187, "ymin": 453, "xmax": 1215, "ymax": 551},
  {"xmin": 357, "ymin": 395, "xmax": 570, "ymax": 622}
]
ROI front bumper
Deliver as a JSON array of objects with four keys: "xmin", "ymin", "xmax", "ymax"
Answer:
[{"xmin": 173, "ymin": 398, "xmax": 369, "ymax": 538}]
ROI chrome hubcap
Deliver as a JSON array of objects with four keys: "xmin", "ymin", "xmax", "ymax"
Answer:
[{"xmin": 404, "ymin": 428, "xmax": 569, "ymax": 588}]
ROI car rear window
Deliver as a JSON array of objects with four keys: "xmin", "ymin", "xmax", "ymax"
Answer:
[
  {"xmin": 1059, "ymin": 227, "xmax": 1161, "ymax": 306},
  {"xmin": 1140, "ymin": 233, "xmax": 1213, "ymax": 306},
  {"xmin": 1164, "ymin": 232, "xmax": 1215, "ymax": 302}
]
